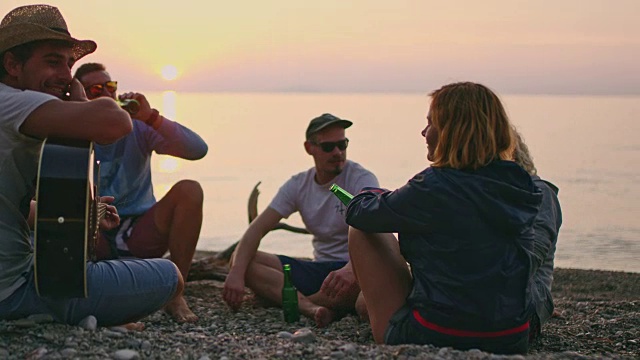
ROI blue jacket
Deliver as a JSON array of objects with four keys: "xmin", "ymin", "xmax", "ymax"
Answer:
[
  {"xmin": 529, "ymin": 177, "xmax": 562, "ymax": 324},
  {"xmin": 95, "ymin": 118, "xmax": 208, "ymax": 217},
  {"xmin": 346, "ymin": 160, "xmax": 542, "ymax": 331}
]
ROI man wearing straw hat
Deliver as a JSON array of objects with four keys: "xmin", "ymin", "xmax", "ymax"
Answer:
[{"xmin": 0, "ymin": 4, "xmax": 185, "ymax": 328}]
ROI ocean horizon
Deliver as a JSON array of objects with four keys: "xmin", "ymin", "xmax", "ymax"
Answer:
[{"xmin": 132, "ymin": 91, "xmax": 638, "ymax": 273}]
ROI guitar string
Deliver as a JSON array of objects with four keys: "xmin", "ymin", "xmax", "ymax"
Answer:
[{"xmin": 96, "ymin": 202, "xmax": 107, "ymax": 219}]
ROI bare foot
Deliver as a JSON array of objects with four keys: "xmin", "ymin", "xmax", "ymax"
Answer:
[
  {"xmin": 164, "ymin": 295, "xmax": 198, "ymax": 323},
  {"xmin": 313, "ymin": 306, "xmax": 336, "ymax": 328},
  {"xmin": 298, "ymin": 296, "xmax": 337, "ymax": 327},
  {"xmin": 122, "ymin": 322, "xmax": 145, "ymax": 331}
]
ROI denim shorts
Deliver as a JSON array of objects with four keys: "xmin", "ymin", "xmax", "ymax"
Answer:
[
  {"xmin": 0, "ymin": 258, "xmax": 178, "ymax": 327},
  {"xmin": 384, "ymin": 305, "xmax": 530, "ymax": 355},
  {"xmin": 276, "ymin": 255, "xmax": 347, "ymax": 296}
]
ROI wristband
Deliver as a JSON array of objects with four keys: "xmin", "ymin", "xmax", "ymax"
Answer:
[{"xmin": 145, "ymin": 108, "xmax": 162, "ymax": 129}]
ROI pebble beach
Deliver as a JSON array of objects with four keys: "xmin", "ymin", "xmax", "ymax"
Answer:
[{"xmin": 1, "ymin": 261, "xmax": 637, "ymax": 360}]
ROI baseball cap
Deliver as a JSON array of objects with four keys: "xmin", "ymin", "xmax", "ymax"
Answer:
[{"xmin": 305, "ymin": 113, "xmax": 352, "ymax": 139}]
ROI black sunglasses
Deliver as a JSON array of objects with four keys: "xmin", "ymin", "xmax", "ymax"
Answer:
[{"xmin": 312, "ymin": 138, "xmax": 349, "ymax": 153}]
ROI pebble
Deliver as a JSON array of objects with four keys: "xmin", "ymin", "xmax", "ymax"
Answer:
[
  {"xmin": 492, "ymin": 355, "xmax": 525, "ymax": 360},
  {"xmin": 109, "ymin": 326, "xmax": 129, "ymax": 334},
  {"xmin": 463, "ymin": 348, "xmax": 481, "ymax": 358},
  {"xmin": 277, "ymin": 331, "xmax": 293, "ymax": 339},
  {"xmin": 13, "ymin": 318, "xmax": 37, "ymax": 328},
  {"xmin": 112, "ymin": 349, "xmax": 140, "ymax": 360},
  {"xmin": 60, "ymin": 348, "xmax": 78, "ymax": 357},
  {"xmin": 27, "ymin": 314, "xmax": 54, "ymax": 324},
  {"xmin": 338, "ymin": 343, "xmax": 357, "ymax": 355},
  {"xmin": 124, "ymin": 339, "xmax": 142, "ymax": 349},
  {"xmin": 103, "ymin": 330, "xmax": 124, "ymax": 338},
  {"xmin": 26, "ymin": 346, "xmax": 47, "ymax": 359},
  {"xmin": 78, "ymin": 315, "xmax": 97, "ymax": 331},
  {"xmin": 292, "ymin": 327, "xmax": 316, "ymax": 343},
  {"xmin": 438, "ymin": 347, "xmax": 452, "ymax": 358}
]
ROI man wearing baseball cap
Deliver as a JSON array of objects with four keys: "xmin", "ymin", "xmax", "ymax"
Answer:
[
  {"xmin": 0, "ymin": 5, "xmax": 184, "ymax": 328},
  {"xmin": 223, "ymin": 113, "xmax": 379, "ymax": 327}
]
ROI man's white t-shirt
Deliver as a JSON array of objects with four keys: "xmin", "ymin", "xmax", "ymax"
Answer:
[
  {"xmin": 0, "ymin": 83, "xmax": 56, "ymax": 302},
  {"xmin": 268, "ymin": 160, "xmax": 379, "ymax": 262}
]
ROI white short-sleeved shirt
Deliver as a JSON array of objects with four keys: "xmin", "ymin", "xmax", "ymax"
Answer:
[
  {"xmin": 0, "ymin": 83, "xmax": 56, "ymax": 302},
  {"xmin": 268, "ymin": 160, "xmax": 378, "ymax": 262}
]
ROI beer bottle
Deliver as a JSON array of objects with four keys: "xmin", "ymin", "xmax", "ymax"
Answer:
[
  {"xmin": 282, "ymin": 264, "xmax": 300, "ymax": 323},
  {"xmin": 330, "ymin": 183, "xmax": 353, "ymax": 206},
  {"xmin": 117, "ymin": 99, "xmax": 140, "ymax": 115}
]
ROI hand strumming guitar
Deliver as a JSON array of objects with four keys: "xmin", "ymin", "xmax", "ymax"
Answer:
[{"xmin": 98, "ymin": 196, "xmax": 120, "ymax": 231}]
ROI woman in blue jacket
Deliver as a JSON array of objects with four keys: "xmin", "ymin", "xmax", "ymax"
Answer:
[{"xmin": 346, "ymin": 82, "xmax": 542, "ymax": 354}]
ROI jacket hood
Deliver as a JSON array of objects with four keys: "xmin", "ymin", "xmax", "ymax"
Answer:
[{"xmin": 436, "ymin": 161, "xmax": 542, "ymax": 237}]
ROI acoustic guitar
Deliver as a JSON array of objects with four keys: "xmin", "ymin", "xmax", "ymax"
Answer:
[{"xmin": 33, "ymin": 138, "xmax": 104, "ymax": 298}]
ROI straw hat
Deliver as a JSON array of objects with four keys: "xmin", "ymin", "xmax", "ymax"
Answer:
[{"xmin": 0, "ymin": 4, "xmax": 96, "ymax": 60}]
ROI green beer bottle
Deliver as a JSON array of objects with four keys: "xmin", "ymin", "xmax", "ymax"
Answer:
[
  {"xmin": 330, "ymin": 183, "xmax": 354, "ymax": 206},
  {"xmin": 117, "ymin": 99, "xmax": 140, "ymax": 115},
  {"xmin": 282, "ymin": 264, "xmax": 300, "ymax": 323}
]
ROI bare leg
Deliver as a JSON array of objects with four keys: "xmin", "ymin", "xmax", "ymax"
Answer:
[
  {"xmin": 348, "ymin": 228, "xmax": 412, "ymax": 343},
  {"xmin": 355, "ymin": 291, "xmax": 369, "ymax": 322},
  {"xmin": 157, "ymin": 263, "xmax": 187, "ymax": 323},
  {"xmin": 152, "ymin": 180, "xmax": 203, "ymax": 322},
  {"xmin": 244, "ymin": 251, "xmax": 336, "ymax": 327}
]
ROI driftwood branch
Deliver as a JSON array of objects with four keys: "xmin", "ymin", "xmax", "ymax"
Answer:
[{"xmin": 188, "ymin": 181, "xmax": 309, "ymax": 282}]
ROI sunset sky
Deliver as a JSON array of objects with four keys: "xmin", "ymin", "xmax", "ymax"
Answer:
[{"xmin": 2, "ymin": 0, "xmax": 639, "ymax": 94}]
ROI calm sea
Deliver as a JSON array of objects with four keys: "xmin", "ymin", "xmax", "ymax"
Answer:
[{"xmin": 140, "ymin": 92, "xmax": 639, "ymax": 273}]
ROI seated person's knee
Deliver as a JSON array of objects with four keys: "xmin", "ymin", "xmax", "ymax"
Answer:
[{"xmin": 168, "ymin": 180, "xmax": 204, "ymax": 206}]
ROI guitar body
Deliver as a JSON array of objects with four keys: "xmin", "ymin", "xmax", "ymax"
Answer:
[{"xmin": 34, "ymin": 138, "xmax": 97, "ymax": 298}]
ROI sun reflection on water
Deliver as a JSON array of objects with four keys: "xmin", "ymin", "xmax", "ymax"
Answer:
[
  {"xmin": 162, "ymin": 91, "xmax": 177, "ymax": 119},
  {"xmin": 153, "ymin": 91, "xmax": 181, "ymax": 175},
  {"xmin": 159, "ymin": 157, "xmax": 180, "ymax": 172}
]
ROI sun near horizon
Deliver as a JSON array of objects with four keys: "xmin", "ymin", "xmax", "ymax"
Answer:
[{"xmin": 161, "ymin": 65, "xmax": 179, "ymax": 81}]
